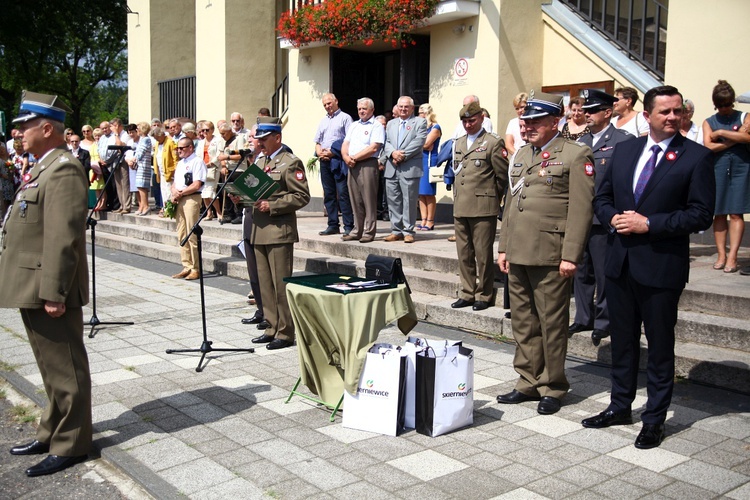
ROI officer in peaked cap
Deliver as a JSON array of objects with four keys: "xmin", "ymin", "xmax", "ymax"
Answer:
[
  {"xmin": 496, "ymin": 89, "xmax": 595, "ymax": 416},
  {"xmin": 248, "ymin": 116, "xmax": 310, "ymax": 350},
  {"xmin": 0, "ymin": 91, "xmax": 92, "ymax": 476},
  {"xmin": 451, "ymin": 101, "xmax": 508, "ymax": 312},
  {"xmin": 569, "ymin": 89, "xmax": 633, "ymax": 346}
]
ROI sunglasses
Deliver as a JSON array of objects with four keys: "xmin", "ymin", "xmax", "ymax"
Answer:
[
  {"xmin": 176, "ymin": 146, "xmax": 192, "ymax": 151},
  {"xmin": 231, "ymin": 119, "xmax": 242, "ymax": 123},
  {"xmin": 200, "ymin": 129, "xmax": 210, "ymax": 133}
]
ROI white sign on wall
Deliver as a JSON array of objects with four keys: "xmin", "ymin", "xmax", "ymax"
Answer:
[{"xmin": 452, "ymin": 57, "xmax": 470, "ymax": 86}]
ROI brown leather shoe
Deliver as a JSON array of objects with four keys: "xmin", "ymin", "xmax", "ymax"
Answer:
[
  {"xmin": 404, "ymin": 234, "xmax": 414, "ymax": 243},
  {"xmin": 172, "ymin": 269, "xmax": 190, "ymax": 279},
  {"xmin": 342, "ymin": 234, "xmax": 360, "ymax": 241},
  {"xmin": 184, "ymin": 271, "xmax": 200, "ymax": 280},
  {"xmin": 448, "ymin": 235, "xmax": 456, "ymax": 242},
  {"xmin": 383, "ymin": 233, "xmax": 404, "ymax": 242},
  {"xmin": 360, "ymin": 236, "xmax": 374, "ymax": 243}
]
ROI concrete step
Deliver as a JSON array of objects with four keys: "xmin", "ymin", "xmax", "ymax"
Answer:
[{"xmin": 87, "ymin": 210, "xmax": 750, "ymax": 392}]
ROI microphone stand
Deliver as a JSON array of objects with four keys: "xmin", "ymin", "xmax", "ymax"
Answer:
[
  {"xmin": 85, "ymin": 148, "xmax": 135, "ymax": 338},
  {"xmin": 166, "ymin": 150, "xmax": 255, "ymax": 372}
]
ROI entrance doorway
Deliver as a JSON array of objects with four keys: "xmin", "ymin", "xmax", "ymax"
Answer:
[{"xmin": 329, "ymin": 35, "xmax": 430, "ymax": 118}]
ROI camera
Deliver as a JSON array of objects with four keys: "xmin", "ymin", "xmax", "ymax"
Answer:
[{"xmin": 184, "ymin": 172, "xmax": 193, "ymax": 185}]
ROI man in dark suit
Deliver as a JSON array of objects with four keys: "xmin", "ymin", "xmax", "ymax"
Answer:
[
  {"xmin": 582, "ymin": 85, "xmax": 715, "ymax": 449},
  {"xmin": 68, "ymin": 134, "xmax": 91, "ymax": 179},
  {"xmin": 0, "ymin": 91, "xmax": 91, "ymax": 476},
  {"xmin": 569, "ymin": 90, "xmax": 633, "ymax": 345},
  {"xmin": 382, "ymin": 96, "xmax": 427, "ymax": 243}
]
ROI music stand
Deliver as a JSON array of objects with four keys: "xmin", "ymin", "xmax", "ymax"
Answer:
[
  {"xmin": 86, "ymin": 147, "xmax": 135, "ymax": 338},
  {"xmin": 166, "ymin": 150, "xmax": 255, "ymax": 372}
]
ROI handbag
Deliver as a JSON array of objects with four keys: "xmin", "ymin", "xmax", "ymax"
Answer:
[
  {"xmin": 342, "ymin": 344, "xmax": 408, "ymax": 436},
  {"xmin": 428, "ymin": 166, "xmax": 443, "ymax": 183},
  {"xmin": 415, "ymin": 343, "xmax": 474, "ymax": 437},
  {"xmin": 365, "ymin": 254, "xmax": 410, "ymax": 293},
  {"xmin": 206, "ymin": 165, "xmax": 218, "ymax": 183}
]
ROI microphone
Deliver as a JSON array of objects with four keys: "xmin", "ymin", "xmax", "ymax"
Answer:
[
  {"xmin": 107, "ymin": 145, "xmax": 133, "ymax": 151},
  {"xmin": 229, "ymin": 149, "xmax": 254, "ymax": 155}
]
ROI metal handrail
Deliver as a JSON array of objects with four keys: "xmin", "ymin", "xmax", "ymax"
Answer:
[{"xmin": 559, "ymin": 0, "xmax": 667, "ymax": 79}]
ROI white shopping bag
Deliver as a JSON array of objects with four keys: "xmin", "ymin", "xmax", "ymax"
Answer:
[
  {"xmin": 415, "ymin": 344, "xmax": 474, "ymax": 437},
  {"xmin": 343, "ymin": 345, "xmax": 407, "ymax": 436},
  {"xmin": 403, "ymin": 337, "xmax": 462, "ymax": 429}
]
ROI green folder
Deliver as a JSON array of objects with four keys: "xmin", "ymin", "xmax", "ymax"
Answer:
[{"xmin": 224, "ymin": 163, "xmax": 279, "ymax": 202}]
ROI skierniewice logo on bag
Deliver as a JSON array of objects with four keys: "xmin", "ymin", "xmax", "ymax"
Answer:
[
  {"xmin": 356, "ymin": 379, "xmax": 389, "ymax": 397},
  {"xmin": 442, "ymin": 382, "xmax": 472, "ymax": 399}
]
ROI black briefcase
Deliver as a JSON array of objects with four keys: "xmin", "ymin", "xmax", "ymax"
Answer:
[{"xmin": 365, "ymin": 254, "xmax": 411, "ymax": 293}]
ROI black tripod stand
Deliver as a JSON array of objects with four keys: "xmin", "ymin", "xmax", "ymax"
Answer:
[
  {"xmin": 166, "ymin": 150, "xmax": 255, "ymax": 371},
  {"xmin": 86, "ymin": 147, "xmax": 134, "ymax": 338}
]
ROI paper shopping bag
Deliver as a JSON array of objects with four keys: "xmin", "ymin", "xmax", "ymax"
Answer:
[
  {"xmin": 343, "ymin": 345, "xmax": 407, "ymax": 436},
  {"xmin": 415, "ymin": 344, "xmax": 474, "ymax": 437},
  {"xmin": 403, "ymin": 337, "xmax": 462, "ymax": 429}
]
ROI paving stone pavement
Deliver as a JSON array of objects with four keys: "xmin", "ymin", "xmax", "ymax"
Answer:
[{"xmin": 0, "ymin": 248, "xmax": 749, "ymax": 499}]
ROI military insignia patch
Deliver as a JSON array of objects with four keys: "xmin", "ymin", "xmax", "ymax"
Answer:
[
  {"xmin": 295, "ymin": 170, "xmax": 305, "ymax": 181},
  {"xmin": 541, "ymin": 151, "xmax": 550, "ymax": 159},
  {"xmin": 501, "ymin": 149, "xmax": 508, "ymax": 158},
  {"xmin": 584, "ymin": 163, "xmax": 594, "ymax": 176}
]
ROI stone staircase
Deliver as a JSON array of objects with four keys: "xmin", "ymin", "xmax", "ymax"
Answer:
[{"xmin": 88, "ymin": 209, "xmax": 750, "ymax": 393}]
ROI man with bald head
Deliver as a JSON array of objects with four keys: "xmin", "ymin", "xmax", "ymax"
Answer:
[{"xmin": 315, "ymin": 93, "xmax": 353, "ymax": 236}]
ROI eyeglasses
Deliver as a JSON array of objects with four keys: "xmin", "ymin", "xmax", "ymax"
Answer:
[
  {"xmin": 66, "ymin": 132, "xmax": 72, "ymax": 135},
  {"xmin": 200, "ymin": 129, "xmax": 210, "ymax": 133},
  {"xmin": 231, "ymin": 119, "xmax": 241, "ymax": 123},
  {"xmin": 176, "ymin": 146, "xmax": 192, "ymax": 151},
  {"xmin": 70, "ymin": 140, "xmax": 80, "ymax": 143}
]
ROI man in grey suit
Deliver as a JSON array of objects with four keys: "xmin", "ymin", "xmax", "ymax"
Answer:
[
  {"xmin": 569, "ymin": 90, "xmax": 633, "ymax": 346},
  {"xmin": 382, "ymin": 96, "xmax": 428, "ymax": 243}
]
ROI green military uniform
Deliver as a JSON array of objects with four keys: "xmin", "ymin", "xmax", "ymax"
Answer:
[
  {"xmin": 0, "ymin": 146, "xmax": 91, "ymax": 456},
  {"xmin": 251, "ymin": 150, "xmax": 310, "ymax": 342},
  {"xmin": 453, "ymin": 129, "xmax": 509, "ymax": 302},
  {"xmin": 498, "ymin": 136, "xmax": 594, "ymax": 399}
]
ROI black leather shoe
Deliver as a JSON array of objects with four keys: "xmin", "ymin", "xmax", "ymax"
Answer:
[
  {"xmin": 568, "ymin": 322, "xmax": 594, "ymax": 335},
  {"xmin": 26, "ymin": 454, "xmax": 87, "ymax": 477},
  {"xmin": 256, "ymin": 320, "xmax": 271, "ymax": 330},
  {"xmin": 10, "ymin": 440, "xmax": 49, "ymax": 456},
  {"xmin": 241, "ymin": 312, "xmax": 264, "ymax": 325},
  {"xmin": 451, "ymin": 298, "xmax": 474, "ymax": 309},
  {"xmin": 472, "ymin": 301, "xmax": 490, "ymax": 311},
  {"xmin": 581, "ymin": 408, "xmax": 633, "ymax": 428},
  {"xmin": 591, "ymin": 329, "xmax": 610, "ymax": 346},
  {"xmin": 319, "ymin": 227, "xmax": 339, "ymax": 235},
  {"xmin": 504, "ymin": 311, "xmax": 511, "ymax": 319},
  {"xmin": 231, "ymin": 216, "xmax": 243, "ymax": 224},
  {"xmin": 496, "ymin": 389, "xmax": 541, "ymax": 404},
  {"xmin": 635, "ymin": 423, "xmax": 665, "ymax": 449},
  {"xmin": 251, "ymin": 334, "xmax": 275, "ymax": 344},
  {"xmin": 266, "ymin": 338, "xmax": 294, "ymax": 350},
  {"xmin": 537, "ymin": 396, "xmax": 561, "ymax": 415}
]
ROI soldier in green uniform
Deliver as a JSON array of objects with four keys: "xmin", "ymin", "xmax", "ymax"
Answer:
[
  {"xmin": 0, "ymin": 92, "xmax": 91, "ymax": 476},
  {"xmin": 496, "ymin": 90, "xmax": 595, "ymax": 415},
  {"xmin": 249, "ymin": 119, "xmax": 310, "ymax": 350},
  {"xmin": 451, "ymin": 101, "xmax": 509, "ymax": 311}
]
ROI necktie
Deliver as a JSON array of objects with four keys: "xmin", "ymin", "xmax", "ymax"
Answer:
[
  {"xmin": 397, "ymin": 120, "xmax": 406, "ymax": 145},
  {"xmin": 634, "ymin": 145, "xmax": 661, "ymax": 204}
]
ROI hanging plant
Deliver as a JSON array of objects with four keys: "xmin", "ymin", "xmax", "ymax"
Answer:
[{"xmin": 278, "ymin": 0, "xmax": 440, "ymax": 48}]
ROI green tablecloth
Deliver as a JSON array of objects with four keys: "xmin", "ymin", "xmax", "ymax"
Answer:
[{"xmin": 286, "ymin": 282, "xmax": 418, "ymax": 407}]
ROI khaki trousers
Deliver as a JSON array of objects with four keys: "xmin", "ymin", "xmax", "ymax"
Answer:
[
  {"xmin": 21, "ymin": 307, "xmax": 92, "ymax": 456},
  {"xmin": 114, "ymin": 162, "xmax": 132, "ymax": 211},
  {"xmin": 254, "ymin": 243, "xmax": 295, "ymax": 342},
  {"xmin": 508, "ymin": 264, "xmax": 571, "ymax": 399},
  {"xmin": 176, "ymin": 193, "xmax": 201, "ymax": 272},
  {"xmin": 454, "ymin": 215, "xmax": 497, "ymax": 302},
  {"xmin": 347, "ymin": 158, "xmax": 379, "ymax": 239}
]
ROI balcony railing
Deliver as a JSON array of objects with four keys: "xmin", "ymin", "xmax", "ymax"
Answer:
[
  {"xmin": 560, "ymin": 0, "xmax": 668, "ymax": 80},
  {"xmin": 272, "ymin": 74, "xmax": 289, "ymax": 118}
]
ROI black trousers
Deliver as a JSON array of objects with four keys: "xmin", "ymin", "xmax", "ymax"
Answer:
[{"xmin": 606, "ymin": 260, "xmax": 682, "ymax": 425}]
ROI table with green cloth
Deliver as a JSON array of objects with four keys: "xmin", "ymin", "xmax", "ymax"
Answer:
[{"xmin": 286, "ymin": 280, "xmax": 418, "ymax": 408}]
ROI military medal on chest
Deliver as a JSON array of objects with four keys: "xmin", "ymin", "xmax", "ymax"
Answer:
[{"xmin": 538, "ymin": 161, "xmax": 548, "ymax": 177}]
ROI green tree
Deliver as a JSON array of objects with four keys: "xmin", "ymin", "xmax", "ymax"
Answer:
[{"xmin": 0, "ymin": 0, "xmax": 127, "ymax": 134}]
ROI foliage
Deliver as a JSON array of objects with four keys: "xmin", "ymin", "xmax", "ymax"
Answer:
[
  {"xmin": 278, "ymin": 0, "xmax": 439, "ymax": 48},
  {"xmin": 306, "ymin": 156, "xmax": 319, "ymax": 174},
  {"xmin": 0, "ymin": 0, "xmax": 128, "ymax": 134},
  {"xmin": 163, "ymin": 200, "xmax": 176, "ymax": 219}
]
